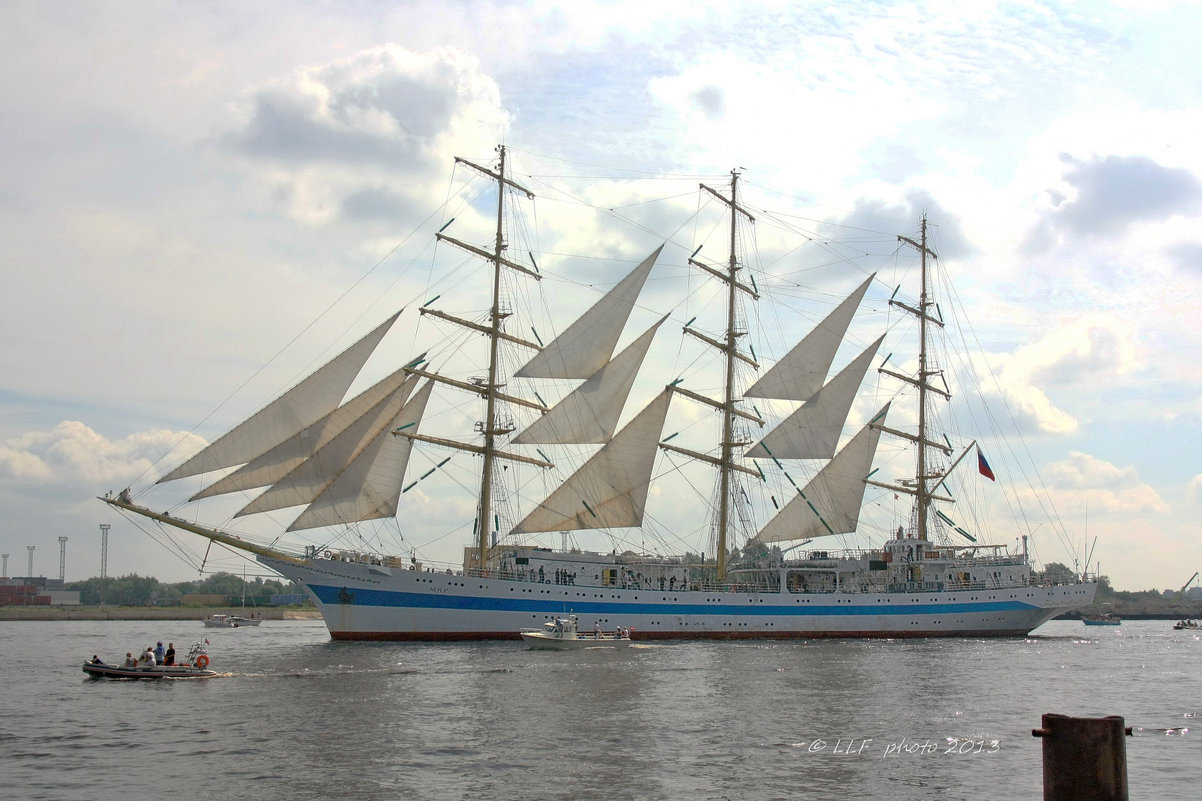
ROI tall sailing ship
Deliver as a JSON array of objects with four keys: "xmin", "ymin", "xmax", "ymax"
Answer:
[{"xmin": 103, "ymin": 146, "xmax": 1096, "ymax": 639}]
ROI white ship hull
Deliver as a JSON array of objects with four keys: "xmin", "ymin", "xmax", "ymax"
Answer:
[{"xmin": 264, "ymin": 556, "xmax": 1095, "ymax": 641}]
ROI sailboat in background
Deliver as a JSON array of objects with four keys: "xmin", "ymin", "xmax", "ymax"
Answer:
[
  {"xmin": 202, "ymin": 568, "xmax": 262, "ymax": 628},
  {"xmin": 103, "ymin": 146, "xmax": 1096, "ymax": 640}
]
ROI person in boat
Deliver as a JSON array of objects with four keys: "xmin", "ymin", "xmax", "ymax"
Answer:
[
  {"xmin": 164, "ymin": 642, "xmax": 175, "ymax": 666},
  {"xmin": 90, "ymin": 655, "xmax": 104, "ymax": 665},
  {"xmin": 123, "ymin": 652, "xmax": 137, "ymax": 668},
  {"xmin": 139, "ymin": 647, "xmax": 156, "ymax": 668},
  {"xmin": 154, "ymin": 642, "xmax": 165, "ymax": 665}
]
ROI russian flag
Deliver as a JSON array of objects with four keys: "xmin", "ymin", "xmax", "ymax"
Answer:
[{"xmin": 977, "ymin": 447, "xmax": 996, "ymax": 481}]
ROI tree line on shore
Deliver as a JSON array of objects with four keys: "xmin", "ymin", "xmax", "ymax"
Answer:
[{"xmin": 65, "ymin": 572, "xmax": 306, "ymax": 607}]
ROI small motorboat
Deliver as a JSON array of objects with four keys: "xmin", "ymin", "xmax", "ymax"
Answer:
[
  {"xmin": 520, "ymin": 614, "xmax": 631, "ymax": 650},
  {"xmin": 1081, "ymin": 612, "xmax": 1121, "ymax": 626},
  {"xmin": 1174, "ymin": 619, "xmax": 1200, "ymax": 630},
  {"xmin": 83, "ymin": 643, "xmax": 217, "ymax": 679},
  {"xmin": 203, "ymin": 614, "xmax": 261, "ymax": 628}
]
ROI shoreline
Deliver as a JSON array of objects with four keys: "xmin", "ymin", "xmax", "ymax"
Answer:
[{"xmin": 0, "ymin": 606, "xmax": 322, "ymax": 622}]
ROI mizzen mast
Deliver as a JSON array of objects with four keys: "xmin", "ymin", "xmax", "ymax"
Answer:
[{"xmin": 889, "ymin": 215, "xmax": 950, "ymax": 541}]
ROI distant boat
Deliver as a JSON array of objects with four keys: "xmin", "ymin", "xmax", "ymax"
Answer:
[
  {"xmin": 203, "ymin": 614, "xmax": 261, "ymax": 628},
  {"xmin": 1082, "ymin": 612, "xmax": 1121, "ymax": 626},
  {"xmin": 1173, "ymin": 619, "xmax": 1199, "ymax": 630},
  {"xmin": 83, "ymin": 643, "xmax": 216, "ymax": 679},
  {"xmin": 202, "ymin": 568, "xmax": 263, "ymax": 628},
  {"xmin": 520, "ymin": 614, "xmax": 630, "ymax": 650}
]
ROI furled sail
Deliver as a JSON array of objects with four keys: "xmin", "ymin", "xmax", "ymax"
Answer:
[
  {"xmin": 288, "ymin": 380, "xmax": 434, "ymax": 532},
  {"xmin": 190, "ymin": 365, "xmax": 418, "ymax": 500},
  {"xmin": 753, "ymin": 402, "xmax": 890, "ymax": 544},
  {"xmin": 511, "ymin": 390, "xmax": 672, "ymax": 533},
  {"xmin": 743, "ymin": 275, "xmax": 873, "ymax": 401},
  {"xmin": 512, "ymin": 316, "xmax": 668, "ymax": 445},
  {"xmin": 235, "ymin": 375, "xmax": 423, "ymax": 518},
  {"xmin": 159, "ymin": 311, "xmax": 402, "ymax": 482},
  {"xmin": 515, "ymin": 245, "xmax": 663, "ymax": 379},
  {"xmin": 746, "ymin": 335, "xmax": 884, "ymax": 460}
]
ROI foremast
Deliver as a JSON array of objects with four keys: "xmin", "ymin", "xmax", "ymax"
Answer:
[{"xmin": 400, "ymin": 146, "xmax": 551, "ymax": 570}]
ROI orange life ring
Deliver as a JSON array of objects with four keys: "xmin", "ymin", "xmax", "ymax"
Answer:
[{"xmin": 195, "ymin": 654, "xmax": 210, "ymax": 668}]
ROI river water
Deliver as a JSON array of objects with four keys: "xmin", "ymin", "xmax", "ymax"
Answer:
[{"xmin": 3, "ymin": 619, "xmax": 1196, "ymax": 800}]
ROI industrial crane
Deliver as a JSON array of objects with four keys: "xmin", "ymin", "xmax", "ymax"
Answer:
[{"xmin": 1176, "ymin": 572, "xmax": 1199, "ymax": 598}]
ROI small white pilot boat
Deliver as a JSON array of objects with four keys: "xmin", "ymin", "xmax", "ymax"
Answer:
[{"xmin": 520, "ymin": 614, "xmax": 631, "ymax": 650}]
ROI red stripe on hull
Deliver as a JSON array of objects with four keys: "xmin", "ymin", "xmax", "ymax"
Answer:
[{"xmin": 329, "ymin": 628, "xmax": 1034, "ymax": 641}]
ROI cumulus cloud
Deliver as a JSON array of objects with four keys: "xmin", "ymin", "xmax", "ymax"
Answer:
[
  {"xmin": 986, "ymin": 313, "xmax": 1141, "ymax": 433},
  {"xmin": 1027, "ymin": 154, "xmax": 1202, "ymax": 249},
  {"xmin": 1189, "ymin": 474, "xmax": 1202, "ymax": 506},
  {"xmin": 1041, "ymin": 451, "xmax": 1168, "ymax": 515},
  {"xmin": 1167, "ymin": 241, "xmax": 1202, "ymax": 275},
  {"xmin": 833, "ymin": 193, "xmax": 974, "ymax": 262},
  {"xmin": 219, "ymin": 45, "xmax": 509, "ymax": 225},
  {"xmin": 0, "ymin": 421, "xmax": 205, "ymax": 487}
]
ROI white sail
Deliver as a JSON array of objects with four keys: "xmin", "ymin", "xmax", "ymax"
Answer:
[
  {"xmin": 511, "ymin": 390, "xmax": 672, "ymax": 533},
  {"xmin": 288, "ymin": 380, "xmax": 434, "ymax": 532},
  {"xmin": 191, "ymin": 367, "xmax": 417, "ymax": 500},
  {"xmin": 746, "ymin": 335, "xmax": 884, "ymax": 460},
  {"xmin": 235, "ymin": 375, "xmax": 422, "ymax": 517},
  {"xmin": 159, "ymin": 311, "xmax": 402, "ymax": 482},
  {"xmin": 744, "ymin": 275, "xmax": 873, "ymax": 401},
  {"xmin": 753, "ymin": 402, "xmax": 890, "ymax": 544},
  {"xmin": 513, "ymin": 316, "xmax": 668, "ymax": 445},
  {"xmin": 515, "ymin": 245, "xmax": 663, "ymax": 379}
]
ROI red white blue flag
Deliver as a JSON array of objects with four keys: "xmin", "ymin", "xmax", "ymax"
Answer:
[{"xmin": 977, "ymin": 447, "xmax": 996, "ymax": 481}]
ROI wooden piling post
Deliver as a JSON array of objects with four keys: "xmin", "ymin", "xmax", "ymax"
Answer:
[{"xmin": 1031, "ymin": 713, "xmax": 1131, "ymax": 801}]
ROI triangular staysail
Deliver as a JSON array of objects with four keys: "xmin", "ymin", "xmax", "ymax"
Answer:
[
  {"xmin": 746, "ymin": 335, "xmax": 884, "ymax": 460},
  {"xmin": 513, "ymin": 316, "xmax": 668, "ymax": 445},
  {"xmin": 753, "ymin": 403, "xmax": 890, "ymax": 544},
  {"xmin": 191, "ymin": 366, "xmax": 417, "ymax": 500},
  {"xmin": 159, "ymin": 311, "xmax": 402, "ymax": 482},
  {"xmin": 288, "ymin": 380, "xmax": 434, "ymax": 532},
  {"xmin": 235, "ymin": 375, "xmax": 422, "ymax": 517},
  {"xmin": 515, "ymin": 245, "xmax": 663, "ymax": 379},
  {"xmin": 744, "ymin": 275, "xmax": 873, "ymax": 401},
  {"xmin": 511, "ymin": 390, "xmax": 672, "ymax": 533}
]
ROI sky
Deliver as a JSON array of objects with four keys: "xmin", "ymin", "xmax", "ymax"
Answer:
[{"xmin": 2, "ymin": 0, "xmax": 1200, "ymax": 591}]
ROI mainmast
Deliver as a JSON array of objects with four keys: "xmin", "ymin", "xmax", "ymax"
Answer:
[{"xmin": 669, "ymin": 171, "xmax": 761, "ymax": 579}]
